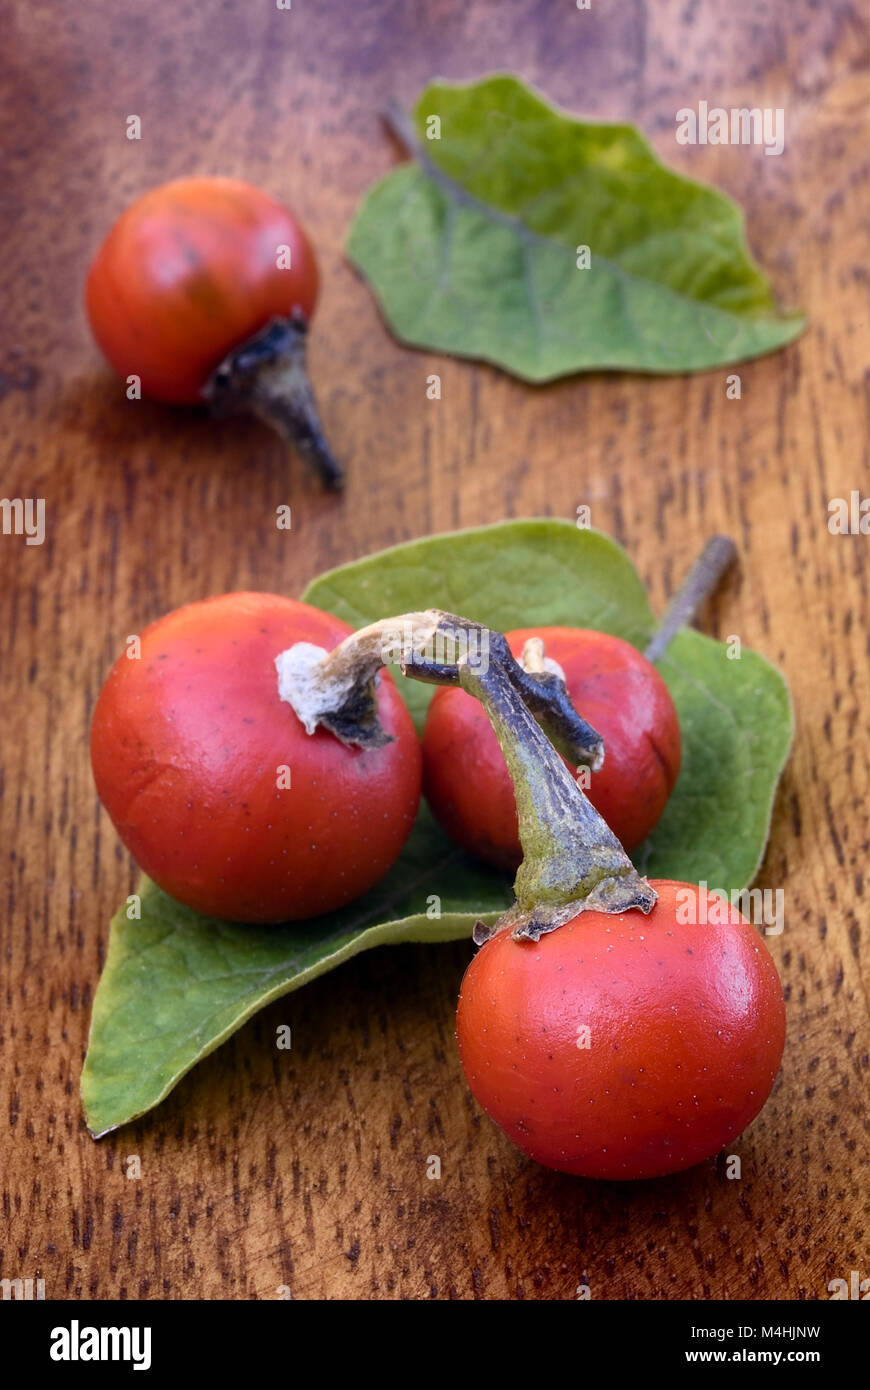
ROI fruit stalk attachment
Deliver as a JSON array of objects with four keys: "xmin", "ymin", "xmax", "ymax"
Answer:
[
  {"xmin": 275, "ymin": 609, "xmax": 656, "ymax": 941},
  {"xmin": 203, "ymin": 312, "xmax": 344, "ymax": 490}
]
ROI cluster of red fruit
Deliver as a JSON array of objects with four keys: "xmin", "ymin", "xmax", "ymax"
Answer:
[
  {"xmin": 91, "ymin": 592, "xmax": 785, "ymax": 1181},
  {"xmin": 86, "ymin": 179, "xmax": 784, "ymax": 1183}
]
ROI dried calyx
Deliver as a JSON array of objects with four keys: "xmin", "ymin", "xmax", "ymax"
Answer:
[
  {"xmin": 202, "ymin": 313, "xmax": 344, "ymax": 489},
  {"xmin": 274, "ymin": 608, "xmax": 656, "ymax": 941}
]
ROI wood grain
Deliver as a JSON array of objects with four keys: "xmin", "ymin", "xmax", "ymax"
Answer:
[{"xmin": 1, "ymin": 0, "xmax": 867, "ymax": 1301}]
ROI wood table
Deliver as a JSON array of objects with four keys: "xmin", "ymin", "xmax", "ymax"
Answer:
[{"xmin": 2, "ymin": 0, "xmax": 867, "ymax": 1301}]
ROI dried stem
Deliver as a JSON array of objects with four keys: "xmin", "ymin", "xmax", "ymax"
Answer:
[
  {"xmin": 203, "ymin": 314, "xmax": 344, "ymax": 490},
  {"xmin": 459, "ymin": 659, "xmax": 656, "ymax": 941},
  {"xmin": 276, "ymin": 609, "xmax": 604, "ymax": 770},
  {"xmin": 644, "ymin": 535, "xmax": 737, "ymax": 663},
  {"xmin": 275, "ymin": 609, "xmax": 656, "ymax": 940}
]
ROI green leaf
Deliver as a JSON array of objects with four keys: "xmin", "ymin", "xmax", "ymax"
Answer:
[
  {"xmin": 81, "ymin": 806, "xmax": 513, "ymax": 1137},
  {"xmin": 637, "ymin": 629, "xmax": 793, "ymax": 887},
  {"xmin": 83, "ymin": 520, "xmax": 792, "ymax": 1134},
  {"xmin": 347, "ymin": 73, "xmax": 803, "ymax": 379}
]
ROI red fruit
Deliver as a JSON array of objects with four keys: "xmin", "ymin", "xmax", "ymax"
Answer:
[
  {"xmin": 423, "ymin": 627, "xmax": 680, "ymax": 869},
  {"xmin": 90, "ymin": 593, "xmax": 421, "ymax": 923},
  {"xmin": 85, "ymin": 176, "xmax": 319, "ymax": 404},
  {"xmin": 456, "ymin": 881, "xmax": 786, "ymax": 1180}
]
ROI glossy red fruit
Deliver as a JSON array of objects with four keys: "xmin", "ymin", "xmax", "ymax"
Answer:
[
  {"xmin": 456, "ymin": 880, "xmax": 786, "ymax": 1180},
  {"xmin": 90, "ymin": 593, "xmax": 421, "ymax": 923},
  {"xmin": 423, "ymin": 627, "xmax": 681, "ymax": 869},
  {"xmin": 85, "ymin": 176, "xmax": 319, "ymax": 404}
]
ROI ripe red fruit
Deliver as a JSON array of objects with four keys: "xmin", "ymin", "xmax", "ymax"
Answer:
[
  {"xmin": 90, "ymin": 593, "xmax": 421, "ymax": 923},
  {"xmin": 423, "ymin": 627, "xmax": 681, "ymax": 870},
  {"xmin": 85, "ymin": 176, "xmax": 319, "ymax": 405},
  {"xmin": 456, "ymin": 880, "xmax": 786, "ymax": 1180}
]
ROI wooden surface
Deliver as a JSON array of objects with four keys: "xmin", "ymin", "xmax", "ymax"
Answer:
[{"xmin": 1, "ymin": 0, "xmax": 868, "ymax": 1301}]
